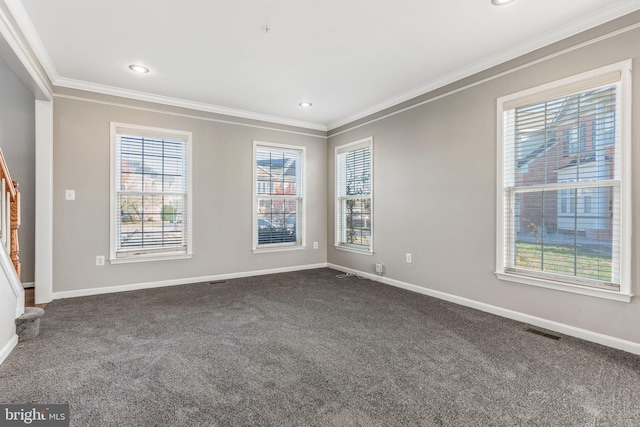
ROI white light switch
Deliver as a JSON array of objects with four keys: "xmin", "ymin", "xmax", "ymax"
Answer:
[{"xmin": 65, "ymin": 190, "xmax": 75, "ymax": 200}]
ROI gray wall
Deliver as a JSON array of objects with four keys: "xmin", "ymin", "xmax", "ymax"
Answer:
[
  {"xmin": 0, "ymin": 57, "xmax": 35, "ymax": 283},
  {"xmin": 327, "ymin": 25, "xmax": 640, "ymax": 343},
  {"xmin": 53, "ymin": 95, "xmax": 327, "ymax": 292}
]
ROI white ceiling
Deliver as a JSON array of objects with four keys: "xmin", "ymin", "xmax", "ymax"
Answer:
[{"xmin": 10, "ymin": 0, "xmax": 640, "ymax": 130}]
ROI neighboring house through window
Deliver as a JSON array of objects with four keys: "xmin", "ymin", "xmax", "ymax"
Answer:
[
  {"xmin": 496, "ymin": 60, "xmax": 631, "ymax": 301},
  {"xmin": 253, "ymin": 141, "xmax": 305, "ymax": 251},
  {"xmin": 335, "ymin": 137, "xmax": 373, "ymax": 254},
  {"xmin": 110, "ymin": 123, "xmax": 192, "ymax": 263}
]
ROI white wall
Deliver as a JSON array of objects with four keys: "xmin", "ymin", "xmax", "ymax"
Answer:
[{"xmin": 327, "ymin": 18, "xmax": 640, "ymax": 345}]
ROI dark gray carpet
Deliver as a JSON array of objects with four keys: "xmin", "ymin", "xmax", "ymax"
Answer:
[{"xmin": 1, "ymin": 268, "xmax": 639, "ymax": 426}]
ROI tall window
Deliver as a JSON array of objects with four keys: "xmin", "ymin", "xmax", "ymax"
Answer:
[
  {"xmin": 496, "ymin": 61, "xmax": 631, "ymax": 300},
  {"xmin": 335, "ymin": 137, "xmax": 373, "ymax": 254},
  {"xmin": 110, "ymin": 123, "xmax": 192, "ymax": 262},
  {"xmin": 253, "ymin": 141, "xmax": 305, "ymax": 250}
]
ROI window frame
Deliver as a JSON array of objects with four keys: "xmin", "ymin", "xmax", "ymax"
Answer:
[
  {"xmin": 495, "ymin": 60, "xmax": 632, "ymax": 302},
  {"xmin": 252, "ymin": 140, "xmax": 306, "ymax": 253},
  {"xmin": 109, "ymin": 122, "xmax": 193, "ymax": 264},
  {"xmin": 334, "ymin": 137, "xmax": 374, "ymax": 255}
]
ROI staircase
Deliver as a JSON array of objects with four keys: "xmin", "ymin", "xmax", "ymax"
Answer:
[
  {"xmin": 15, "ymin": 307, "xmax": 44, "ymax": 341},
  {"xmin": 0, "ymin": 148, "xmax": 21, "ymax": 279},
  {"xmin": 0, "ymin": 148, "xmax": 40, "ymax": 343}
]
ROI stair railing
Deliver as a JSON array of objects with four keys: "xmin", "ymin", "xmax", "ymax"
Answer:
[{"xmin": 0, "ymin": 148, "xmax": 20, "ymax": 280}]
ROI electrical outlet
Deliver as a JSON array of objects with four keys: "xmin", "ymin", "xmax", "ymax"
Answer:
[
  {"xmin": 313, "ymin": 242, "xmax": 318, "ymax": 249},
  {"xmin": 406, "ymin": 253, "xmax": 412, "ymax": 263},
  {"xmin": 375, "ymin": 262, "xmax": 383, "ymax": 274},
  {"xmin": 96, "ymin": 255, "xmax": 105, "ymax": 266}
]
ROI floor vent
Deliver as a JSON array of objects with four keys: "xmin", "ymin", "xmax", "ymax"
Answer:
[
  {"xmin": 208, "ymin": 280, "xmax": 227, "ymax": 285},
  {"xmin": 525, "ymin": 327, "xmax": 561, "ymax": 341}
]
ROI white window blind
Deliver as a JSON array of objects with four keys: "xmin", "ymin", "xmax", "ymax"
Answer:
[
  {"xmin": 111, "ymin": 124, "xmax": 191, "ymax": 261},
  {"xmin": 335, "ymin": 137, "xmax": 373, "ymax": 253},
  {"xmin": 499, "ymin": 62, "xmax": 631, "ymax": 294},
  {"xmin": 254, "ymin": 142, "xmax": 304, "ymax": 249}
]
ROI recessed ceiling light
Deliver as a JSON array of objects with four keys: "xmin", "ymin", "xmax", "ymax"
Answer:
[
  {"xmin": 299, "ymin": 102, "xmax": 312, "ymax": 108},
  {"xmin": 129, "ymin": 64, "xmax": 150, "ymax": 74},
  {"xmin": 491, "ymin": 0, "xmax": 515, "ymax": 5}
]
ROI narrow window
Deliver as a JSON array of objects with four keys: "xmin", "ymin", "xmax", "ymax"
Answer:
[
  {"xmin": 253, "ymin": 142, "xmax": 305, "ymax": 251},
  {"xmin": 335, "ymin": 137, "xmax": 373, "ymax": 254},
  {"xmin": 110, "ymin": 123, "xmax": 191, "ymax": 262}
]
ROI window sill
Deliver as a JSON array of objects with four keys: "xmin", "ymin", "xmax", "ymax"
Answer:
[
  {"xmin": 495, "ymin": 271, "xmax": 632, "ymax": 303},
  {"xmin": 334, "ymin": 245, "xmax": 373, "ymax": 256},
  {"xmin": 110, "ymin": 253, "xmax": 192, "ymax": 264},
  {"xmin": 253, "ymin": 245, "xmax": 306, "ymax": 254}
]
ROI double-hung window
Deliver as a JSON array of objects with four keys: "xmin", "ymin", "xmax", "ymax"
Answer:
[
  {"xmin": 110, "ymin": 123, "xmax": 192, "ymax": 263},
  {"xmin": 253, "ymin": 141, "xmax": 305, "ymax": 251},
  {"xmin": 335, "ymin": 137, "xmax": 373, "ymax": 254},
  {"xmin": 496, "ymin": 61, "xmax": 632, "ymax": 301}
]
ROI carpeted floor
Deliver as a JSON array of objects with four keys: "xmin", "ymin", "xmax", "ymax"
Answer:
[{"xmin": 1, "ymin": 268, "xmax": 639, "ymax": 426}]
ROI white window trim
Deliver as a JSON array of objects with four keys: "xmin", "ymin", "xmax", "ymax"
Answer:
[
  {"xmin": 495, "ymin": 60, "xmax": 632, "ymax": 302},
  {"xmin": 252, "ymin": 140, "xmax": 306, "ymax": 253},
  {"xmin": 334, "ymin": 137, "xmax": 374, "ymax": 255},
  {"xmin": 109, "ymin": 122, "xmax": 193, "ymax": 264}
]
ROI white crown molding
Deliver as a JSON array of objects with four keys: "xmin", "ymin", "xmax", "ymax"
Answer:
[
  {"xmin": 328, "ymin": 20, "xmax": 640, "ymax": 139},
  {"xmin": 55, "ymin": 93, "xmax": 327, "ymax": 139},
  {"xmin": 5, "ymin": 0, "xmax": 639, "ymax": 133},
  {"xmin": 4, "ymin": 0, "xmax": 326, "ymax": 132},
  {"xmin": 327, "ymin": 0, "xmax": 640, "ymax": 131},
  {"xmin": 0, "ymin": 0, "xmax": 52, "ymax": 99},
  {"xmin": 55, "ymin": 77, "xmax": 327, "ymax": 132},
  {"xmin": 4, "ymin": 0, "xmax": 58, "ymax": 84}
]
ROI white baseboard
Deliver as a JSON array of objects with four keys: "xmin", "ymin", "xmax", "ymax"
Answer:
[
  {"xmin": 49, "ymin": 261, "xmax": 640, "ymax": 355},
  {"xmin": 22, "ymin": 282, "xmax": 34, "ymax": 289},
  {"xmin": 327, "ymin": 263, "xmax": 640, "ymax": 356},
  {"xmin": 53, "ymin": 263, "xmax": 329, "ymax": 300},
  {"xmin": 0, "ymin": 334, "xmax": 18, "ymax": 366}
]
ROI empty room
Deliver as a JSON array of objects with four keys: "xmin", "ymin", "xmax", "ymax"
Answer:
[{"xmin": 1, "ymin": 0, "xmax": 640, "ymax": 425}]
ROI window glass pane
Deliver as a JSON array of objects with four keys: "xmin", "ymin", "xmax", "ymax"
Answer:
[
  {"xmin": 512, "ymin": 188, "xmax": 616, "ymax": 283},
  {"xmin": 256, "ymin": 148, "xmax": 300, "ymax": 197},
  {"xmin": 341, "ymin": 198, "xmax": 371, "ymax": 247},
  {"xmin": 507, "ymin": 85, "xmax": 617, "ymax": 187},
  {"xmin": 256, "ymin": 199, "xmax": 298, "ymax": 245},
  {"xmin": 119, "ymin": 150, "xmax": 142, "ymax": 191},
  {"xmin": 337, "ymin": 147, "xmax": 371, "ymax": 197},
  {"xmin": 117, "ymin": 194, "xmax": 186, "ymax": 251}
]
